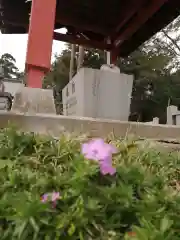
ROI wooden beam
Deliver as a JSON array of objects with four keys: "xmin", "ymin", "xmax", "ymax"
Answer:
[
  {"xmin": 3, "ymin": 18, "xmax": 109, "ymax": 37},
  {"xmin": 1, "ymin": 20, "xmax": 26, "ymax": 28},
  {"xmin": 53, "ymin": 32, "xmax": 111, "ymax": 50},
  {"xmin": 56, "ymin": 15, "xmax": 109, "ymax": 36},
  {"xmin": 114, "ymin": 0, "xmax": 145, "ymax": 34},
  {"xmin": 105, "ymin": 0, "xmax": 145, "ymax": 43},
  {"xmin": 114, "ymin": 0, "xmax": 169, "ymax": 48}
]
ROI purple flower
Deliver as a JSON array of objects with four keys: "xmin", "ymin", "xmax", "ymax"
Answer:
[
  {"xmin": 100, "ymin": 157, "xmax": 116, "ymax": 175},
  {"xmin": 100, "ymin": 164, "xmax": 116, "ymax": 175},
  {"xmin": 51, "ymin": 192, "xmax": 60, "ymax": 202},
  {"xmin": 82, "ymin": 138, "xmax": 117, "ymax": 175},
  {"xmin": 82, "ymin": 138, "xmax": 117, "ymax": 161},
  {"xmin": 41, "ymin": 192, "xmax": 60, "ymax": 205},
  {"xmin": 41, "ymin": 193, "xmax": 48, "ymax": 203},
  {"xmin": 99, "ymin": 156, "xmax": 116, "ymax": 175}
]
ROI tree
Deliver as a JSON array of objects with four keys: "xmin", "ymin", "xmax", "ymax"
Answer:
[
  {"xmin": 149, "ymin": 16, "xmax": 180, "ymax": 70},
  {"xmin": 44, "ymin": 45, "xmax": 172, "ymax": 119},
  {"xmin": 0, "ymin": 53, "xmax": 20, "ymax": 79},
  {"xmin": 127, "ymin": 16, "xmax": 180, "ymax": 122},
  {"xmin": 43, "ymin": 49, "xmax": 74, "ymax": 113},
  {"xmin": 44, "ymin": 16, "xmax": 180, "ymax": 122}
]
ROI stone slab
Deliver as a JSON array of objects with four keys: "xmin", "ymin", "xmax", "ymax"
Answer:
[
  {"xmin": 62, "ymin": 68, "xmax": 133, "ymax": 120},
  {"xmin": 1, "ymin": 112, "xmax": 180, "ymax": 141},
  {"xmin": 11, "ymin": 87, "xmax": 56, "ymax": 114}
]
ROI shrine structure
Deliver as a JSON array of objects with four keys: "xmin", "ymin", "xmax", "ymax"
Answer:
[{"xmin": 1, "ymin": 0, "xmax": 180, "ymax": 88}]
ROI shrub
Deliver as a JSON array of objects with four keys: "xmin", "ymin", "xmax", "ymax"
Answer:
[{"xmin": 0, "ymin": 127, "xmax": 180, "ymax": 239}]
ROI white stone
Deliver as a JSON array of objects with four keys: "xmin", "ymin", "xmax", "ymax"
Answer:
[
  {"xmin": 153, "ymin": 117, "xmax": 159, "ymax": 124},
  {"xmin": 167, "ymin": 105, "xmax": 178, "ymax": 125},
  {"xmin": 0, "ymin": 97, "xmax": 9, "ymax": 110},
  {"xmin": 11, "ymin": 87, "xmax": 56, "ymax": 114},
  {"xmin": 3, "ymin": 81, "xmax": 24, "ymax": 97},
  {"xmin": 100, "ymin": 64, "xmax": 120, "ymax": 73},
  {"xmin": 62, "ymin": 67, "xmax": 133, "ymax": 121},
  {"xmin": 146, "ymin": 117, "xmax": 159, "ymax": 125}
]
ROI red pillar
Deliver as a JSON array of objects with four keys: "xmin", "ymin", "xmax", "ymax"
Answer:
[
  {"xmin": 26, "ymin": 0, "xmax": 57, "ymax": 88},
  {"xmin": 110, "ymin": 49, "xmax": 118, "ymax": 65}
]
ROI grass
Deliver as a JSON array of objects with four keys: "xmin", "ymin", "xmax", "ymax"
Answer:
[{"xmin": 0, "ymin": 127, "xmax": 180, "ymax": 239}]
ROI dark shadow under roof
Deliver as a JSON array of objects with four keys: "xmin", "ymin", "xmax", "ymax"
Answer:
[{"xmin": 0, "ymin": 0, "xmax": 180, "ymax": 56}]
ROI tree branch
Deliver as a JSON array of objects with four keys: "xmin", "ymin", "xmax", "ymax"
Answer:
[{"xmin": 161, "ymin": 29, "xmax": 180, "ymax": 55}]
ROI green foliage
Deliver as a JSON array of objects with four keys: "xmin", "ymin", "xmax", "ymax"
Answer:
[
  {"xmin": 43, "ymin": 49, "xmax": 74, "ymax": 113},
  {"xmin": 0, "ymin": 53, "xmax": 21, "ymax": 79},
  {"xmin": 1, "ymin": 128, "xmax": 180, "ymax": 239},
  {"xmin": 43, "ymin": 45, "xmax": 106, "ymax": 113},
  {"xmin": 44, "ymin": 17, "xmax": 180, "ymax": 121},
  {"xmin": 44, "ymin": 41, "xmax": 180, "ymax": 122}
]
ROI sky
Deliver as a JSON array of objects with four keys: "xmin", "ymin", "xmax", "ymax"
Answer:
[{"xmin": 0, "ymin": 31, "xmax": 66, "ymax": 72}]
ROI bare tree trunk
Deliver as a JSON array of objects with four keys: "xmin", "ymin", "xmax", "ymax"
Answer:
[
  {"xmin": 77, "ymin": 46, "xmax": 84, "ymax": 71},
  {"xmin": 69, "ymin": 44, "xmax": 75, "ymax": 81}
]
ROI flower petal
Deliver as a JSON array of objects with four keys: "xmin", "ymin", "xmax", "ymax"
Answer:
[
  {"xmin": 82, "ymin": 138, "xmax": 117, "ymax": 162},
  {"xmin": 84, "ymin": 153, "xmax": 99, "ymax": 161},
  {"xmin": 81, "ymin": 143, "xmax": 90, "ymax": 155},
  {"xmin": 100, "ymin": 162, "xmax": 116, "ymax": 175},
  {"xmin": 41, "ymin": 193, "xmax": 48, "ymax": 202},
  {"xmin": 51, "ymin": 192, "xmax": 60, "ymax": 202}
]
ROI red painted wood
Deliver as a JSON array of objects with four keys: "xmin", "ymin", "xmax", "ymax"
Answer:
[
  {"xmin": 114, "ymin": 0, "xmax": 168, "ymax": 48},
  {"xmin": 110, "ymin": 50, "xmax": 118, "ymax": 64},
  {"xmin": 56, "ymin": 15, "xmax": 109, "ymax": 35},
  {"xmin": 53, "ymin": 32, "xmax": 111, "ymax": 50},
  {"xmin": 27, "ymin": 68, "xmax": 44, "ymax": 88},
  {"xmin": 26, "ymin": 0, "xmax": 56, "ymax": 88},
  {"xmin": 114, "ymin": 0, "xmax": 145, "ymax": 33}
]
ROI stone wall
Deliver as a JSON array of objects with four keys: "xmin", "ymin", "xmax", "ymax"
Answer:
[
  {"xmin": 167, "ymin": 105, "xmax": 180, "ymax": 125},
  {"xmin": 62, "ymin": 67, "xmax": 133, "ymax": 121}
]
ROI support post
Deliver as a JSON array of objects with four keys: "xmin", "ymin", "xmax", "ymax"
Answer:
[
  {"xmin": 105, "ymin": 50, "xmax": 118, "ymax": 65},
  {"xmin": 106, "ymin": 52, "xmax": 111, "ymax": 65},
  {"xmin": 25, "ymin": 0, "xmax": 57, "ymax": 88},
  {"xmin": 69, "ymin": 44, "xmax": 75, "ymax": 81},
  {"xmin": 110, "ymin": 50, "xmax": 118, "ymax": 65},
  {"xmin": 77, "ymin": 46, "xmax": 85, "ymax": 71}
]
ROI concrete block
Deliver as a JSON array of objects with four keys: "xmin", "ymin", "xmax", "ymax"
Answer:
[
  {"xmin": 11, "ymin": 87, "xmax": 56, "ymax": 114},
  {"xmin": 62, "ymin": 67, "xmax": 133, "ymax": 121},
  {"xmin": 1, "ymin": 112, "xmax": 180, "ymax": 141},
  {"xmin": 167, "ymin": 105, "xmax": 178, "ymax": 125}
]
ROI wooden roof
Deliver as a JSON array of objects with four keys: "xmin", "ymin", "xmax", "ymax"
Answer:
[{"xmin": 0, "ymin": 0, "xmax": 180, "ymax": 56}]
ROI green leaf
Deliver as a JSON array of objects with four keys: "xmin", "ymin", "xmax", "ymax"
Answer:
[
  {"xmin": 68, "ymin": 223, "xmax": 76, "ymax": 236},
  {"xmin": 0, "ymin": 160, "xmax": 12, "ymax": 169},
  {"xmin": 29, "ymin": 217, "xmax": 39, "ymax": 233},
  {"xmin": 133, "ymin": 227, "xmax": 148, "ymax": 240},
  {"xmin": 13, "ymin": 220, "xmax": 28, "ymax": 239},
  {"xmin": 160, "ymin": 217, "xmax": 173, "ymax": 233}
]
